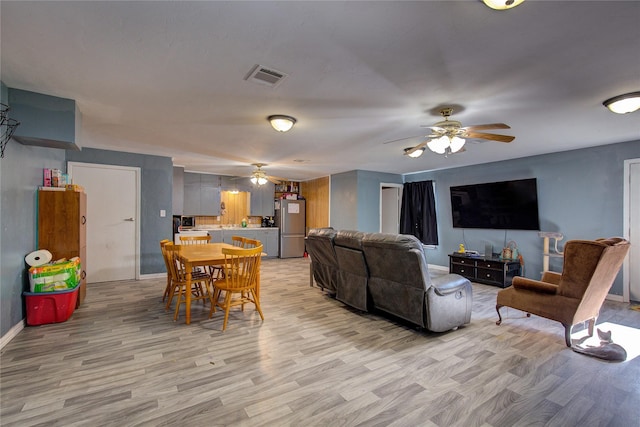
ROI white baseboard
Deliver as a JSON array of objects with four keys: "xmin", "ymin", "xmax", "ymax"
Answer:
[
  {"xmin": 605, "ymin": 293, "xmax": 624, "ymax": 302},
  {"xmin": 0, "ymin": 320, "xmax": 25, "ymax": 350},
  {"xmin": 139, "ymin": 273, "xmax": 166, "ymax": 280}
]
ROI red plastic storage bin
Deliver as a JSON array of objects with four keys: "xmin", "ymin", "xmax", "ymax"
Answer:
[{"xmin": 23, "ymin": 287, "xmax": 78, "ymax": 326}]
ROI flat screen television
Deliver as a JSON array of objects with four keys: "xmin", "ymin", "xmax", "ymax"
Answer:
[{"xmin": 450, "ymin": 178, "xmax": 540, "ymax": 230}]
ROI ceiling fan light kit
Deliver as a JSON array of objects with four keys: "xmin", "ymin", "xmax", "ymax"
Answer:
[
  {"xmin": 404, "ymin": 147, "xmax": 425, "ymax": 158},
  {"xmin": 603, "ymin": 92, "xmax": 640, "ymax": 114},
  {"xmin": 482, "ymin": 0, "xmax": 525, "ymax": 10},
  {"xmin": 391, "ymin": 107, "xmax": 514, "ymax": 157},
  {"xmin": 268, "ymin": 115, "xmax": 297, "ymax": 132}
]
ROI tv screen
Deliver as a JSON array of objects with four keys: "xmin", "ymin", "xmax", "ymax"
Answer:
[{"xmin": 450, "ymin": 178, "xmax": 540, "ymax": 230}]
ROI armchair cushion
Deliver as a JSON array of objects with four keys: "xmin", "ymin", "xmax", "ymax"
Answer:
[{"xmin": 512, "ymin": 277, "xmax": 558, "ymax": 294}]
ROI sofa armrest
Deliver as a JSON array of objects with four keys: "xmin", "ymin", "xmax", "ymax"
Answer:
[
  {"xmin": 512, "ymin": 277, "xmax": 558, "ymax": 294},
  {"xmin": 431, "ymin": 274, "xmax": 471, "ymax": 296},
  {"xmin": 541, "ymin": 271, "xmax": 562, "ymax": 285}
]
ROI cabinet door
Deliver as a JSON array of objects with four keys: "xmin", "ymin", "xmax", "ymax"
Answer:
[
  {"xmin": 208, "ymin": 230, "xmax": 223, "ymax": 243},
  {"xmin": 200, "ymin": 175, "xmax": 220, "ymax": 216},
  {"xmin": 250, "ymin": 182, "xmax": 276, "ymax": 216},
  {"xmin": 261, "ymin": 229, "xmax": 279, "ymax": 257},
  {"xmin": 183, "ymin": 173, "xmax": 201, "ymax": 215}
]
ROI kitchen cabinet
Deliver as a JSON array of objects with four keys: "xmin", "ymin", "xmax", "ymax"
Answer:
[
  {"xmin": 37, "ymin": 189, "xmax": 87, "ymax": 307},
  {"xmin": 250, "ymin": 182, "xmax": 275, "ymax": 216},
  {"xmin": 216, "ymin": 228, "xmax": 279, "ymax": 257},
  {"xmin": 207, "ymin": 229, "xmax": 223, "ymax": 243},
  {"xmin": 183, "ymin": 172, "xmax": 221, "ymax": 216},
  {"xmin": 259, "ymin": 228, "xmax": 279, "ymax": 257}
]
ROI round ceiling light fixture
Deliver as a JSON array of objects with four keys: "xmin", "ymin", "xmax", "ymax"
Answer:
[
  {"xmin": 482, "ymin": 0, "xmax": 525, "ymax": 10},
  {"xmin": 603, "ymin": 91, "xmax": 640, "ymax": 114},
  {"xmin": 268, "ymin": 115, "xmax": 297, "ymax": 132}
]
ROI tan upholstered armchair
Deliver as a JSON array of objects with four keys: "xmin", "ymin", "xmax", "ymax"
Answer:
[{"xmin": 496, "ymin": 237, "xmax": 630, "ymax": 346}]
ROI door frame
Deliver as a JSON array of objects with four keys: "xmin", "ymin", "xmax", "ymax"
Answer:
[
  {"xmin": 67, "ymin": 162, "xmax": 141, "ymax": 281},
  {"xmin": 623, "ymin": 158, "xmax": 640, "ymax": 303},
  {"xmin": 380, "ymin": 183, "xmax": 403, "ymax": 233}
]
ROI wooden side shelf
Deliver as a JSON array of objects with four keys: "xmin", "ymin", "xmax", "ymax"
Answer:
[{"xmin": 449, "ymin": 253, "xmax": 521, "ymax": 288}]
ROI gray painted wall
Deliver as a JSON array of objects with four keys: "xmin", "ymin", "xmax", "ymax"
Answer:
[
  {"xmin": 66, "ymin": 148, "xmax": 173, "ymax": 275},
  {"xmin": 0, "ymin": 97, "xmax": 66, "ymax": 337},
  {"xmin": 404, "ymin": 140, "xmax": 640, "ymax": 295},
  {"xmin": 331, "ymin": 170, "xmax": 403, "ymax": 232}
]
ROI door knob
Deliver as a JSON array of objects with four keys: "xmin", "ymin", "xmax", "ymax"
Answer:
[{"xmin": 124, "ymin": 218, "xmax": 135, "ymax": 221}]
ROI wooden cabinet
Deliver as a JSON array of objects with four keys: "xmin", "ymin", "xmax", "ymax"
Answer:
[
  {"xmin": 217, "ymin": 228, "xmax": 279, "ymax": 257},
  {"xmin": 183, "ymin": 173, "xmax": 221, "ymax": 216},
  {"xmin": 37, "ymin": 190, "xmax": 87, "ymax": 306},
  {"xmin": 257, "ymin": 228, "xmax": 279, "ymax": 257},
  {"xmin": 449, "ymin": 253, "xmax": 521, "ymax": 288},
  {"xmin": 250, "ymin": 182, "xmax": 275, "ymax": 216}
]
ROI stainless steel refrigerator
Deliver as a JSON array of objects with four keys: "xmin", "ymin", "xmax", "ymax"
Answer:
[{"xmin": 275, "ymin": 199, "xmax": 306, "ymax": 258}]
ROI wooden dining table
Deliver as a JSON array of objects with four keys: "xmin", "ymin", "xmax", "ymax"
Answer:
[{"xmin": 176, "ymin": 243, "xmax": 263, "ymax": 325}]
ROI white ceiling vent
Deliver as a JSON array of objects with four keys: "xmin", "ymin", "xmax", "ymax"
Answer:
[{"xmin": 245, "ymin": 64, "xmax": 288, "ymax": 87}]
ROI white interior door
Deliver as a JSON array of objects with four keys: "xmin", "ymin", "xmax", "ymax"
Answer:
[
  {"xmin": 68, "ymin": 162, "xmax": 139, "ymax": 283},
  {"xmin": 627, "ymin": 160, "xmax": 640, "ymax": 302},
  {"xmin": 381, "ymin": 185, "xmax": 402, "ymax": 233}
]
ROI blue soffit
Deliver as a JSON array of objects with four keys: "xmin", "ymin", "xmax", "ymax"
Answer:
[{"xmin": 8, "ymin": 88, "xmax": 81, "ymax": 151}]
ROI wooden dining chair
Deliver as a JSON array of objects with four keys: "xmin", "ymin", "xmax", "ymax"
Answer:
[
  {"xmin": 179, "ymin": 234, "xmax": 223, "ymax": 280},
  {"xmin": 165, "ymin": 242, "xmax": 214, "ymax": 321},
  {"xmin": 209, "ymin": 245, "xmax": 264, "ymax": 331},
  {"xmin": 244, "ymin": 238, "xmax": 261, "ymax": 248},
  {"xmin": 159, "ymin": 239, "xmax": 173, "ymax": 303},
  {"xmin": 231, "ymin": 235, "xmax": 247, "ymax": 247},
  {"xmin": 179, "ymin": 235, "xmax": 211, "ymax": 245}
]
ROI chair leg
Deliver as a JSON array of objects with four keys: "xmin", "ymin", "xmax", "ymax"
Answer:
[
  {"xmin": 251, "ymin": 289, "xmax": 265, "ymax": 321},
  {"xmin": 496, "ymin": 304, "xmax": 503, "ymax": 325},
  {"xmin": 563, "ymin": 324, "xmax": 572, "ymax": 347},
  {"xmin": 222, "ymin": 292, "xmax": 232, "ymax": 331},
  {"xmin": 587, "ymin": 318, "xmax": 596, "ymax": 337},
  {"xmin": 173, "ymin": 285, "xmax": 184, "ymax": 321}
]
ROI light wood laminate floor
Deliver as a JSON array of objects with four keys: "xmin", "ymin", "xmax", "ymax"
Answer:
[{"xmin": 1, "ymin": 258, "xmax": 639, "ymax": 426}]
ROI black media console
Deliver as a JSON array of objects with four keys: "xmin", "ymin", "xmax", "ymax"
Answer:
[{"xmin": 448, "ymin": 253, "xmax": 521, "ymax": 288}]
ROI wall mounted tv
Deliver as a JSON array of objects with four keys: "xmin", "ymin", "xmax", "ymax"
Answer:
[{"xmin": 450, "ymin": 178, "xmax": 540, "ymax": 230}]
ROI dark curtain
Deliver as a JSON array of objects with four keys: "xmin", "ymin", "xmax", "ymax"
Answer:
[{"xmin": 400, "ymin": 180, "xmax": 438, "ymax": 245}]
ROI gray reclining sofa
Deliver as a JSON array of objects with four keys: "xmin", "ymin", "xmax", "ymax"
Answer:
[{"xmin": 306, "ymin": 228, "xmax": 473, "ymax": 332}]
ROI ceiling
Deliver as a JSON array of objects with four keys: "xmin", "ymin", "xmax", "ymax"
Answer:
[{"xmin": 2, "ymin": 1, "xmax": 639, "ymax": 181}]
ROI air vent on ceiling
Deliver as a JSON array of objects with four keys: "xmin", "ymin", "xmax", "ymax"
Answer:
[{"xmin": 245, "ymin": 64, "xmax": 288, "ymax": 87}]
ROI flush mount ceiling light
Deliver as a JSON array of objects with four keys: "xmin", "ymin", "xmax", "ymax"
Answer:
[
  {"xmin": 603, "ymin": 91, "xmax": 640, "ymax": 114},
  {"xmin": 404, "ymin": 147, "xmax": 425, "ymax": 158},
  {"xmin": 268, "ymin": 115, "xmax": 297, "ymax": 132},
  {"xmin": 482, "ymin": 0, "xmax": 525, "ymax": 10}
]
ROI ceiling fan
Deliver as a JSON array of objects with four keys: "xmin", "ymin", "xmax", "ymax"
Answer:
[
  {"xmin": 248, "ymin": 163, "xmax": 284, "ymax": 185},
  {"xmin": 402, "ymin": 108, "xmax": 515, "ymax": 157}
]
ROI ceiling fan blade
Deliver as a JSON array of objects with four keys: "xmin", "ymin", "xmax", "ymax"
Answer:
[
  {"xmin": 465, "ymin": 131, "xmax": 515, "ymax": 143},
  {"xmin": 463, "ymin": 123, "xmax": 511, "ymax": 131},
  {"xmin": 403, "ymin": 141, "xmax": 428, "ymax": 156},
  {"xmin": 383, "ymin": 135, "xmax": 425, "ymax": 145},
  {"xmin": 267, "ymin": 176, "xmax": 282, "ymax": 184}
]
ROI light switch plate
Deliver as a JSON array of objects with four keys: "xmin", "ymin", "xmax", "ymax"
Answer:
[{"xmin": 160, "ymin": 209, "xmax": 166, "ymax": 217}]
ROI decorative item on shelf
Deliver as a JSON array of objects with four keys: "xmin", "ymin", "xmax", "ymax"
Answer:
[
  {"xmin": 458, "ymin": 243, "xmax": 466, "ymax": 253},
  {"xmin": 501, "ymin": 240, "xmax": 518, "ymax": 260},
  {"xmin": 1, "ymin": 103, "xmax": 21, "ymax": 159}
]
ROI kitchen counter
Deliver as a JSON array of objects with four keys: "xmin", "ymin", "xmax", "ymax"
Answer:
[
  {"xmin": 200, "ymin": 227, "xmax": 280, "ymax": 257},
  {"xmin": 193, "ymin": 226, "xmax": 278, "ymax": 231}
]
